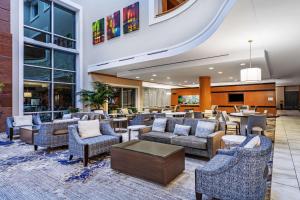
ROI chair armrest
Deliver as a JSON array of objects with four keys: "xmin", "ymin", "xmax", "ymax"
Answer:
[
  {"xmin": 217, "ymin": 148, "xmax": 237, "ymax": 156},
  {"xmin": 100, "ymin": 122, "xmax": 118, "ymax": 137},
  {"xmin": 68, "ymin": 125, "xmax": 85, "ymax": 145},
  {"xmin": 207, "ymin": 131, "xmax": 225, "ymax": 158}
]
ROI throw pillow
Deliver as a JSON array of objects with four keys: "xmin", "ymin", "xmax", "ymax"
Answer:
[
  {"xmin": 81, "ymin": 115, "xmax": 89, "ymax": 121},
  {"xmin": 62, "ymin": 114, "xmax": 72, "ymax": 119},
  {"xmin": 152, "ymin": 118, "xmax": 167, "ymax": 132},
  {"xmin": 94, "ymin": 110, "xmax": 104, "ymax": 114},
  {"xmin": 13, "ymin": 115, "xmax": 33, "ymax": 127},
  {"xmin": 78, "ymin": 120, "xmax": 101, "ymax": 139},
  {"xmin": 195, "ymin": 121, "xmax": 216, "ymax": 138},
  {"xmin": 244, "ymin": 136, "xmax": 261, "ymax": 148},
  {"xmin": 173, "ymin": 124, "xmax": 191, "ymax": 136},
  {"xmin": 121, "ymin": 108, "xmax": 129, "ymax": 115}
]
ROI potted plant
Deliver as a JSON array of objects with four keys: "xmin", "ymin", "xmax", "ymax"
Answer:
[{"xmin": 77, "ymin": 82, "xmax": 114, "ymax": 110}]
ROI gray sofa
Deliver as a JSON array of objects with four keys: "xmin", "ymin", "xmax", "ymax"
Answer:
[{"xmin": 138, "ymin": 118, "xmax": 225, "ymax": 159}]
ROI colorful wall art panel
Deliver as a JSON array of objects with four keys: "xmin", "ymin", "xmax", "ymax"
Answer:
[
  {"xmin": 92, "ymin": 18, "xmax": 105, "ymax": 45},
  {"xmin": 107, "ymin": 11, "xmax": 121, "ymax": 40},
  {"xmin": 123, "ymin": 2, "xmax": 139, "ymax": 34}
]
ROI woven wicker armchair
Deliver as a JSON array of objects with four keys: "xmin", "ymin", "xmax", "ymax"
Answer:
[
  {"xmin": 195, "ymin": 136, "xmax": 272, "ymax": 200},
  {"xmin": 68, "ymin": 122, "xmax": 121, "ymax": 166}
]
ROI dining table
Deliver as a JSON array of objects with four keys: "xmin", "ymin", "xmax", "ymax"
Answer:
[
  {"xmin": 229, "ymin": 112, "xmax": 261, "ymax": 135},
  {"xmin": 164, "ymin": 112, "xmax": 186, "ymax": 118}
]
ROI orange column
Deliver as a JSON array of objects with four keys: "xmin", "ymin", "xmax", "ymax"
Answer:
[{"xmin": 199, "ymin": 76, "xmax": 211, "ymax": 111}]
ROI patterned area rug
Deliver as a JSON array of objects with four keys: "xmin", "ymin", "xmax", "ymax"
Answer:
[{"xmin": 0, "ymin": 133, "xmax": 272, "ymax": 200}]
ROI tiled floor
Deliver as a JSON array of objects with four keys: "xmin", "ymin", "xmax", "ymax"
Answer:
[{"xmin": 271, "ymin": 112, "xmax": 300, "ymax": 200}]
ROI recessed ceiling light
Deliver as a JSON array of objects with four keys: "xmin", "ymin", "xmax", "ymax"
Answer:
[
  {"xmin": 209, "ymin": 67, "xmax": 214, "ymax": 70},
  {"xmin": 240, "ymin": 63, "xmax": 246, "ymax": 66},
  {"xmin": 184, "ymin": 80, "xmax": 188, "ymax": 83},
  {"xmin": 166, "ymin": 77, "xmax": 171, "ymax": 79},
  {"xmin": 150, "ymin": 78, "xmax": 154, "ymax": 81},
  {"xmin": 229, "ymin": 76, "xmax": 233, "ymax": 79},
  {"xmin": 152, "ymin": 74, "xmax": 157, "ymax": 77},
  {"xmin": 135, "ymin": 76, "xmax": 140, "ymax": 79},
  {"xmin": 218, "ymin": 71, "xmax": 223, "ymax": 74}
]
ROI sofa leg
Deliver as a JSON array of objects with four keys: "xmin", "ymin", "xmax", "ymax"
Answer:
[
  {"xmin": 69, "ymin": 155, "xmax": 73, "ymax": 161},
  {"xmin": 83, "ymin": 144, "xmax": 89, "ymax": 167},
  {"xmin": 195, "ymin": 192, "xmax": 202, "ymax": 200},
  {"xmin": 34, "ymin": 145, "xmax": 38, "ymax": 151}
]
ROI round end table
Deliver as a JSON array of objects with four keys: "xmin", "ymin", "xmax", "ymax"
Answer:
[{"xmin": 222, "ymin": 135, "xmax": 246, "ymax": 149}]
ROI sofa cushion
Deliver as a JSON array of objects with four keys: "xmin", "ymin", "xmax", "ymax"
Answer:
[
  {"xmin": 173, "ymin": 124, "xmax": 191, "ymax": 136},
  {"xmin": 183, "ymin": 118, "xmax": 200, "ymax": 135},
  {"xmin": 13, "ymin": 115, "xmax": 33, "ymax": 127},
  {"xmin": 171, "ymin": 136, "xmax": 207, "ymax": 150},
  {"xmin": 166, "ymin": 118, "xmax": 184, "ymax": 133},
  {"xmin": 78, "ymin": 120, "xmax": 101, "ymax": 139},
  {"xmin": 152, "ymin": 118, "xmax": 167, "ymax": 132},
  {"xmin": 195, "ymin": 121, "xmax": 216, "ymax": 138},
  {"xmin": 140, "ymin": 131, "xmax": 175, "ymax": 144}
]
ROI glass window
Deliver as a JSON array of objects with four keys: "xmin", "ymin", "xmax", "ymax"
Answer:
[
  {"xmin": 54, "ymin": 50, "xmax": 76, "ymax": 71},
  {"xmin": 123, "ymin": 88, "xmax": 136, "ymax": 108},
  {"xmin": 38, "ymin": 112, "xmax": 52, "ymax": 122},
  {"xmin": 54, "ymin": 4, "xmax": 76, "ymax": 39},
  {"xmin": 24, "ymin": 81, "xmax": 51, "ymax": 112},
  {"xmin": 54, "ymin": 84, "xmax": 75, "ymax": 111},
  {"xmin": 24, "ymin": 27, "xmax": 51, "ymax": 43},
  {"xmin": 54, "ymin": 36, "xmax": 76, "ymax": 49},
  {"xmin": 24, "ymin": 44, "xmax": 51, "ymax": 67},
  {"xmin": 24, "ymin": 65, "xmax": 51, "ymax": 81},
  {"xmin": 24, "ymin": 0, "xmax": 51, "ymax": 32},
  {"xmin": 109, "ymin": 87, "xmax": 122, "ymax": 113},
  {"xmin": 54, "ymin": 70, "xmax": 75, "ymax": 83}
]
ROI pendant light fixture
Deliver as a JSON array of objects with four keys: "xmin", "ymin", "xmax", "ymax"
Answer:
[{"xmin": 240, "ymin": 40, "xmax": 261, "ymax": 82}]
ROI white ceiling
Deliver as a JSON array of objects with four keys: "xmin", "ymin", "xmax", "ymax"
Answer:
[{"xmin": 95, "ymin": 0, "xmax": 300, "ymax": 87}]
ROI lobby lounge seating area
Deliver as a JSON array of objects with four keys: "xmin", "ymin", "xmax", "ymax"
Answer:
[{"xmin": 2, "ymin": 0, "xmax": 300, "ymax": 199}]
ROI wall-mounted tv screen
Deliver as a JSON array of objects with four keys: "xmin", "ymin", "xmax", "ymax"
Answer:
[
  {"xmin": 178, "ymin": 95, "xmax": 199, "ymax": 105},
  {"xmin": 228, "ymin": 93, "xmax": 244, "ymax": 102}
]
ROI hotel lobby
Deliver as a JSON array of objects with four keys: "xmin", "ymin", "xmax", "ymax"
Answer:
[{"xmin": 0, "ymin": 0, "xmax": 300, "ymax": 199}]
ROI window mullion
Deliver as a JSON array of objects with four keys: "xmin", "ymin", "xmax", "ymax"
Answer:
[{"xmin": 51, "ymin": 1, "xmax": 54, "ymax": 120}]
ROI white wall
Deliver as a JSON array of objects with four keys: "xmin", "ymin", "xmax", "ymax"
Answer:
[{"xmin": 70, "ymin": 0, "xmax": 231, "ymax": 88}]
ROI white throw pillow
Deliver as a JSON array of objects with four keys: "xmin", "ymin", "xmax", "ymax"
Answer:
[
  {"xmin": 78, "ymin": 120, "xmax": 101, "ymax": 139},
  {"xmin": 244, "ymin": 136, "xmax": 261, "ymax": 149},
  {"xmin": 62, "ymin": 114, "xmax": 72, "ymax": 119},
  {"xmin": 173, "ymin": 124, "xmax": 191, "ymax": 136},
  {"xmin": 152, "ymin": 118, "xmax": 167, "ymax": 132},
  {"xmin": 195, "ymin": 121, "xmax": 216, "ymax": 138},
  {"xmin": 81, "ymin": 115, "xmax": 89, "ymax": 121},
  {"xmin": 13, "ymin": 115, "xmax": 33, "ymax": 127}
]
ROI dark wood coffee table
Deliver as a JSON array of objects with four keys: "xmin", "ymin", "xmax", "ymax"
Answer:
[{"xmin": 111, "ymin": 140, "xmax": 185, "ymax": 185}]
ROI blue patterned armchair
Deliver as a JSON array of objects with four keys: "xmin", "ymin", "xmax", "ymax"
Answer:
[
  {"xmin": 34, "ymin": 120, "xmax": 78, "ymax": 151},
  {"xmin": 68, "ymin": 122, "xmax": 122, "ymax": 166},
  {"xmin": 195, "ymin": 136, "xmax": 272, "ymax": 200},
  {"xmin": 6, "ymin": 114, "xmax": 42, "ymax": 141}
]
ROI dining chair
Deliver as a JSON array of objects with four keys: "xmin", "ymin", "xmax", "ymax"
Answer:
[
  {"xmin": 233, "ymin": 105, "xmax": 240, "ymax": 112},
  {"xmin": 221, "ymin": 111, "xmax": 240, "ymax": 134},
  {"xmin": 245, "ymin": 115, "xmax": 267, "ymax": 136}
]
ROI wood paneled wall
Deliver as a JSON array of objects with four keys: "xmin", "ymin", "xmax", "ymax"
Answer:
[
  {"xmin": 171, "ymin": 83, "xmax": 277, "ymax": 114},
  {"xmin": 0, "ymin": 0, "xmax": 12, "ymax": 132}
]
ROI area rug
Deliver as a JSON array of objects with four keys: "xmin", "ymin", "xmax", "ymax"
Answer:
[{"xmin": 0, "ymin": 133, "xmax": 272, "ymax": 200}]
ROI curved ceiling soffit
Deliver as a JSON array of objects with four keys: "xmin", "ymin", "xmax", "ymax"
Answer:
[{"xmin": 88, "ymin": 0, "xmax": 237, "ymax": 73}]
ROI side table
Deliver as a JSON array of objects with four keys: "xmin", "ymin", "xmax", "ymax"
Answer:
[
  {"xmin": 112, "ymin": 118, "xmax": 128, "ymax": 133},
  {"xmin": 127, "ymin": 125, "xmax": 146, "ymax": 141},
  {"xmin": 222, "ymin": 135, "xmax": 246, "ymax": 149},
  {"xmin": 20, "ymin": 126, "xmax": 40, "ymax": 144}
]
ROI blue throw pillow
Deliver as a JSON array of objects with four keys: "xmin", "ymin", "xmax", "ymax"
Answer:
[
  {"xmin": 195, "ymin": 121, "xmax": 216, "ymax": 138},
  {"xmin": 173, "ymin": 124, "xmax": 191, "ymax": 136}
]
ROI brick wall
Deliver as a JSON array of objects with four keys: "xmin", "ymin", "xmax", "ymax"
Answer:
[{"xmin": 0, "ymin": 0, "xmax": 12, "ymax": 132}]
